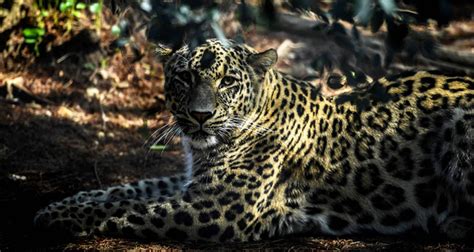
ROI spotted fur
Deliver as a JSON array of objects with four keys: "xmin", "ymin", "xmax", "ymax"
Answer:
[{"xmin": 35, "ymin": 39, "xmax": 474, "ymax": 242}]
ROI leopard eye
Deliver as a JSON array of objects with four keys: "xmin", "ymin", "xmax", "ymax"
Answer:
[
  {"xmin": 177, "ymin": 71, "xmax": 192, "ymax": 83},
  {"xmin": 220, "ymin": 76, "xmax": 237, "ymax": 88}
]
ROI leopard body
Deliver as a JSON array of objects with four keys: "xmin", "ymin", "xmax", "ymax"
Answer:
[{"xmin": 34, "ymin": 39, "xmax": 474, "ymax": 242}]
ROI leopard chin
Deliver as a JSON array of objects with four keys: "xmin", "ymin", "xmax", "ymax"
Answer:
[{"xmin": 185, "ymin": 135, "xmax": 219, "ymax": 150}]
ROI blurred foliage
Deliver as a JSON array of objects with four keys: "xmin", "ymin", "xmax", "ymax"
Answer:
[
  {"xmin": 137, "ymin": 0, "xmax": 459, "ymax": 70},
  {"xmin": 143, "ymin": 0, "xmax": 224, "ymax": 51},
  {"xmin": 18, "ymin": 0, "xmax": 104, "ymax": 55},
  {"xmin": 1, "ymin": 0, "xmax": 468, "ymax": 71}
]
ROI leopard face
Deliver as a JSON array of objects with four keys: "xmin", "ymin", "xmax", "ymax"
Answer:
[{"xmin": 162, "ymin": 40, "xmax": 277, "ymax": 149}]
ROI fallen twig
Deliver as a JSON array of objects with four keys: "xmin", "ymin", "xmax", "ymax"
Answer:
[{"xmin": 93, "ymin": 160, "xmax": 103, "ymax": 189}]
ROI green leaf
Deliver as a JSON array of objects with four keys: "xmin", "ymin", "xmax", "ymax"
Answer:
[
  {"xmin": 23, "ymin": 28, "xmax": 38, "ymax": 37},
  {"xmin": 59, "ymin": 2, "xmax": 66, "ymax": 11},
  {"xmin": 75, "ymin": 2, "xmax": 86, "ymax": 9},
  {"xmin": 36, "ymin": 28, "xmax": 45, "ymax": 36},
  {"xmin": 89, "ymin": 3, "xmax": 101, "ymax": 14},
  {"xmin": 23, "ymin": 28, "xmax": 45, "ymax": 38},
  {"xmin": 59, "ymin": 2, "xmax": 73, "ymax": 12},
  {"xmin": 40, "ymin": 10, "xmax": 49, "ymax": 17},
  {"xmin": 24, "ymin": 38, "xmax": 38, "ymax": 44},
  {"xmin": 72, "ymin": 10, "xmax": 82, "ymax": 18},
  {"xmin": 111, "ymin": 24, "xmax": 121, "ymax": 36},
  {"xmin": 150, "ymin": 145, "xmax": 167, "ymax": 151}
]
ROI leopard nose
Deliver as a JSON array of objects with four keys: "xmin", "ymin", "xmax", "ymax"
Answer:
[{"xmin": 189, "ymin": 110, "xmax": 213, "ymax": 124}]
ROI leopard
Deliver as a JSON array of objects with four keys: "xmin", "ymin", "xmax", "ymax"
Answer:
[{"xmin": 34, "ymin": 39, "xmax": 474, "ymax": 242}]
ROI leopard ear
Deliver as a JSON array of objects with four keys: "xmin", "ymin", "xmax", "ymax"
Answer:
[
  {"xmin": 247, "ymin": 49, "xmax": 278, "ymax": 74},
  {"xmin": 154, "ymin": 43, "xmax": 174, "ymax": 63}
]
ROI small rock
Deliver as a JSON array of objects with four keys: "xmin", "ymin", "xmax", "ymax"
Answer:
[
  {"xmin": 9, "ymin": 174, "xmax": 27, "ymax": 181},
  {"xmin": 116, "ymin": 81, "xmax": 129, "ymax": 89},
  {"xmin": 57, "ymin": 106, "xmax": 74, "ymax": 119},
  {"xmin": 97, "ymin": 131, "xmax": 105, "ymax": 138},
  {"xmin": 86, "ymin": 87, "xmax": 100, "ymax": 98}
]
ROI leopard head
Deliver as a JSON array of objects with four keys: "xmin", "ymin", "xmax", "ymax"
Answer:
[{"xmin": 158, "ymin": 39, "xmax": 277, "ymax": 149}]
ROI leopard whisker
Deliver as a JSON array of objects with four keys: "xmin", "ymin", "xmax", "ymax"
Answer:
[
  {"xmin": 159, "ymin": 126, "xmax": 183, "ymax": 155},
  {"xmin": 229, "ymin": 116, "xmax": 273, "ymax": 136},
  {"xmin": 144, "ymin": 122, "xmax": 180, "ymax": 167},
  {"xmin": 143, "ymin": 120, "xmax": 176, "ymax": 148}
]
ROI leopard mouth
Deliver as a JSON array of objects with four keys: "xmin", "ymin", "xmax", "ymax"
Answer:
[
  {"xmin": 174, "ymin": 117, "xmax": 223, "ymax": 149},
  {"xmin": 189, "ymin": 129, "xmax": 210, "ymax": 138},
  {"xmin": 177, "ymin": 124, "xmax": 218, "ymax": 149},
  {"xmin": 181, "ymin": 122, "xmax": 214, "ymax": 137}
]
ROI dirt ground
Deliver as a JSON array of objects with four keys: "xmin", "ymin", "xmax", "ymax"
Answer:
[{"xmin": 1, "ymin": 6, "xmax": 474, "ymax": 251}]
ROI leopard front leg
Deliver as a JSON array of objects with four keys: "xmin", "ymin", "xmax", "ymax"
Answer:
[
  {"xmin": 33, "ymin": 174, "xmax": 190, "ymax": 236},
  {"xmin": 67, "ymin": 174, "xmax": 190, "ymax": 203},
  {"xmin": 34, "ymin": 172, "xmax": 280, "ymax": 242}
]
